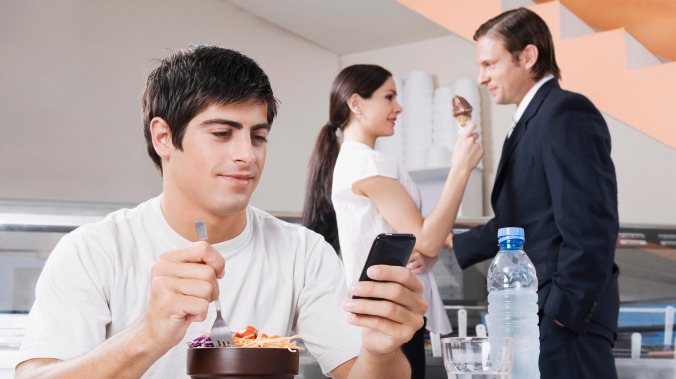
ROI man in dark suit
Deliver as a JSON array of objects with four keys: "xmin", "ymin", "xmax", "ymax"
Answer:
[{"xmin": 452, "ymin": 7, "xmax": 620, "ymax": 379}]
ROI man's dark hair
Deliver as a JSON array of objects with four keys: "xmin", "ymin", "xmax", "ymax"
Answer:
[
  {"xmin": 474, "ymin": 7, "xmax": 561, "ymax": 81},
  {"xmin": 142, "ymin": 45, "xmax": 279, "ymax": 172}
]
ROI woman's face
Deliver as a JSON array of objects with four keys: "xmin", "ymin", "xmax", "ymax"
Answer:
[{"xmin": 358, "ymin": 76, "xmax": 402, "ymax": 138}]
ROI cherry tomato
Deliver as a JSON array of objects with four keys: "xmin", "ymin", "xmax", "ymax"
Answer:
[{"xmin": 234, "ymin": 325, "xmax": 258, "ymax": 339}]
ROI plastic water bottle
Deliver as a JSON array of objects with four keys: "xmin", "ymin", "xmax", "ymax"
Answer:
[{"xmin": 487, "ymin": 227, "xmax": 540, "ymax": 378}]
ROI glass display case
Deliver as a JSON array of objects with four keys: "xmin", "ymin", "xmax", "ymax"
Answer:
[
  {"xmin": 429, "ymin": 220, "xmax": 676, "ymax": 378},
  {"xmin": 1, "ymin": 201, "xmax": 674, "ymax": 378},
  {"xmin": 0, "ymin": 199, "xmax": 133, "ymax": 377},
  {"xmin": 0, "ymin": 200, "xmax": 133, "ymax": 314}
]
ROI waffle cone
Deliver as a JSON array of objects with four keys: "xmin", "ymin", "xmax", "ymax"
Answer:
[{"xmin": 455, "ymin": 115, "xmax": 471, "ymax": 127}]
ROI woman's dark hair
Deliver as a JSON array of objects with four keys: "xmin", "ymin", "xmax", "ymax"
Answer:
[
  {"xmin": 301, "ymin": 64, "xmax": 392, "ymax": 253},
  {"xmin": 474, "ymin": 7, "xmax": 561, "ymax": 81},
  {"xmin": 142, "ymin": 45, "xmax": 279, "ymax": 173}
]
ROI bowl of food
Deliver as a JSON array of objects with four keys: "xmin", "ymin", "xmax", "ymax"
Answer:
[{"xmin": 186, "ymin": 326, "xmax": 302, "ymax": 379}]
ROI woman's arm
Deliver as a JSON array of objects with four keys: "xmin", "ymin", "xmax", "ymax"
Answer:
[{"xmin": 354, "ymin": 126, "xmax": 483, "ymax": 257}]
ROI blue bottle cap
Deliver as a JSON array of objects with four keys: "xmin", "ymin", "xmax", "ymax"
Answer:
[{"xmin": 497, "ymin": 227, "xmax": 525, "ymax": 241}]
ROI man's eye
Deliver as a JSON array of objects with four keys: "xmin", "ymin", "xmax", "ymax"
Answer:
[
  {"xmin": 212, "ymin": 131, "xmax": 231, "ymax": 138},
  {"xmin": 253, "ymin": 135, "xmax": 268, "ymax": 143}
]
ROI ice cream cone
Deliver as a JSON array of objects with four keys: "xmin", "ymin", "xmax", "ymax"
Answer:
[
  {"xmin": 455, "ymin": 114, "xmax": 471, "ymax": 128},
  {"xmin": 452, "ymin": 96, "xmax": 473, "ymax": 129}
]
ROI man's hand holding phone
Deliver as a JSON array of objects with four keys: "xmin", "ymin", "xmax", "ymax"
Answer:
[{"xmin": 343, "ymin": 234, "xmax": 428, "ymax": 355}]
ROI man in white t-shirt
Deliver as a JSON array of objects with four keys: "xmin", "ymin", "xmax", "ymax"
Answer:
[{"xmin": 15, "ymin": 45, "xmax": 428, "ymax": 379}]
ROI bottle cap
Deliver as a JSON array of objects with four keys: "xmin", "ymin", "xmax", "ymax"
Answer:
[{"xmin": 497, "ymin": 227, "xmax": 525, "ymax": 242}]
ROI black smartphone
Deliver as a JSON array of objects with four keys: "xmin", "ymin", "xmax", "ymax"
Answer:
[{"xmin": 353, "ymin": 233, "xmax": 416, "ymax": 299}]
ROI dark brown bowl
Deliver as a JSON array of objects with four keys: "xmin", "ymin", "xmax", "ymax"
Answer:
[{"xmin": 186, "ymin": 347, "xmax": 300, "ymax": 379}]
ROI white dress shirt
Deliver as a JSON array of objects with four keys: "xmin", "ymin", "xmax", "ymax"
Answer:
[{"xmin": 508, "ymin": 74, "xmax": 555, "ymax": 138}]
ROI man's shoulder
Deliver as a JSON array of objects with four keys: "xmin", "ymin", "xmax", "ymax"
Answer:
[
  {"xmin": 248, "ymin": 206, "xmax": 295, "ymax": 227},
  {"xmin": 64, "ymin": 197, "xmax": 158, "ymax": 246},
  {"xmin": 544, "ymin": 85, "xmax": 596, "ymax": 111},
  {"xmin": 247, "ymin": 206, "xmax": 330, "ymax": 251},
  {"xmin": 247, "ymin": 206, "xmax": 315, "ymax": 236}
]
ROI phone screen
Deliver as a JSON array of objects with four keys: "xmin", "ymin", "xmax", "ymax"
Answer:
[{"xmin": 353, "ymin": 233, "xmax": 416, "ymax": 299}]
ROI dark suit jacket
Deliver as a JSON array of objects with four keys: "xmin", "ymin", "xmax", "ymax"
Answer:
[{"xmin": 453, "ymin": 79, "xmax": 620, "ymax": 338}]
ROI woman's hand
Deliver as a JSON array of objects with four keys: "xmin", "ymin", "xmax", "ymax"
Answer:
[
  {"xmin": 444, "ymin": 233, "xmax": 454, "ymax": 249},
  {"xmin": 450, "ymin": 122, "xmax": 484, "ymax": 172},
  {"xmin": 407, "ymin": 250, "xmax": 438, "ymax": 274}
]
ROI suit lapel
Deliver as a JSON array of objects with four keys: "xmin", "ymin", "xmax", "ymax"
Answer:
[{"xmin": 491, "ymin": 80, "xmax": 559, "ymax": 206}]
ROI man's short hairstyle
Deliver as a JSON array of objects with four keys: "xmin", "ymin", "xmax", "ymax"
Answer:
[
  {"xmin": 142, "ymin": 45, "xmax": 278, "ymax": 172},
  {"xmin": 474, "ymin": 7, "xmax": 561, "ymax": 81}
]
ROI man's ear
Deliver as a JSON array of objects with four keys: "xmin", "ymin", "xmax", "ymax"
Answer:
[
  {"xmin": 150, "ymin": 117, "xmax": 173, "ymax": 159},
  {"xmin": 522, "ymin": 44, "xmax": 539, "ymax": 70}
]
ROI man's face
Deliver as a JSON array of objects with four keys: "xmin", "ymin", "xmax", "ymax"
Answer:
[
  {"xmin": 476, "ymin": 35, "xmax": 534, "ymax": 106},
  {"xmin": 163, "ymin": 101, "xmax": 270, "ymax": 218}
]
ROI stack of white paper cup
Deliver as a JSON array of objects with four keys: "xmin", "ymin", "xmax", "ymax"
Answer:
[
  {"xmin": 432, "ymin": 86, "xmax": 456, "ymax": 157},
  {"xmin": 452, "ymin": 79, "xmax": 481, "ymax": 135},
  {"xmin": 424, "ymin": 145, "xmax": 451, "ymax": 168},
  {"xmin": 402, "ymin": 70, "xmax": 434, "ymax": 170},
  {"xmin": 452, "ymin": 78, "xmax": 483, "ymax": 170}
]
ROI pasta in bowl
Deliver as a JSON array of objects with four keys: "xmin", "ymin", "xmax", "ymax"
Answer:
[{"xmin": 186, "ymin": 326, "xmax": 303, "ymax": 379}]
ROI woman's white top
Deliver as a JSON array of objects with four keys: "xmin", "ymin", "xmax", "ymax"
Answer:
[{"xmin": 332, "ymin": 140, "xmax": 452, "ymax": 334}]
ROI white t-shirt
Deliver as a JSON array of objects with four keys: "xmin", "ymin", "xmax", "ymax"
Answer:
[
  {"xmin": 18, "ymin": 196, "xmax": 361, "ymax": 377},
  {"xmin": 332, "ymin": 141, "xmax": 452, "ymax": 334}
]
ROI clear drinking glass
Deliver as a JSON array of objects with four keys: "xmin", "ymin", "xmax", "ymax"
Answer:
[{"xmin": 441, "ymin": 337, "xmax": 514, "ymax": 379}]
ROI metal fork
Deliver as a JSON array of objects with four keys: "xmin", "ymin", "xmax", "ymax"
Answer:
[{"xmin": 195, "ymin": 221, "xmax": 235, "ymax": 347}]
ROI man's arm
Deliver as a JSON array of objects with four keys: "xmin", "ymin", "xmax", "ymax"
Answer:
[
  {"xmin": 330, "ymin": 350, "xmax": 408, "ymax": 379},
  {"xmin": 452, "ymin": 217, "xmax": 500, "ymax": 269},
  {"xmin": 330, "ymin": 264, "xmax": 427, "ymax": 379},
  {"xmin": 15, "ymin": 242, "xmax": 225, "ymax": 378},
  {"xmin": 15, "ymin": 319, "xmax": 167, "ymax": 378}
]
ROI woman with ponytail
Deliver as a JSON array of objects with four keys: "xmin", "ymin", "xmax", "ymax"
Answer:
[{"xmin": 302, "ymin": 64, "xmax": 483, "ymax": 378}]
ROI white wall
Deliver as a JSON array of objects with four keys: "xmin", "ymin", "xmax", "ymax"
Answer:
[
  {"xmin": 1, "ymin": 1, "xmax": 673, "ymax": 225},
  {"xmin": 0, "ymin": 0, "xmax": 338, "ymax": 213},
  {"xmin": 342, "ymin": 35, "xmax": 676, "ymax": 225},
  {"xmin": 606, "ymin": 115, "xmax": 676, "ymax": 225}
]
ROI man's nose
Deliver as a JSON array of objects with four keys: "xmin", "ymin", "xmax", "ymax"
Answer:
[
  {"xmin": 232, "ymin": 134, "xmax": 256, "ymax": 164},
  {"xmin": 478, "ymin": 69, "xmax": 488, "ymax": 86}
]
